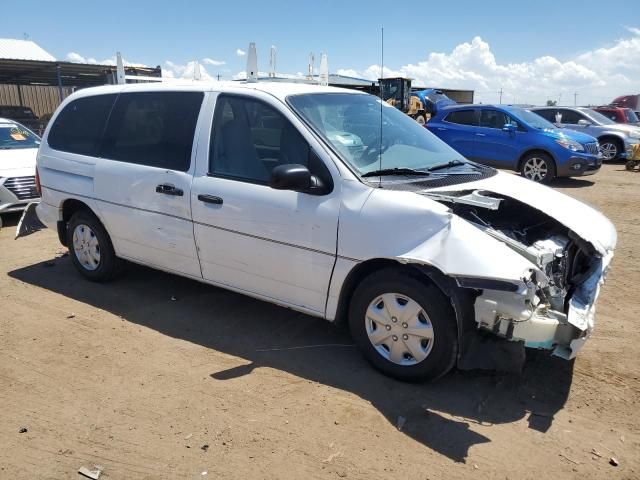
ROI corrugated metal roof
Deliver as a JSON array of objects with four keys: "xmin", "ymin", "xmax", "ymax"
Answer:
[{"xmin": 0, "ymin": 39, "xmax": 56, "ymax": 61}]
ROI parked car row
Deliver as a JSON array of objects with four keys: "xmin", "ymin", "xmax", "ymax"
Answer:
[{"xmin": 422, "ymin": 102, "xmax": 640, "ymax": 183}]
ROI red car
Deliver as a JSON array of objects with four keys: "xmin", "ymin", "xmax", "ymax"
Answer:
[{"xmin": 592, "ymin": 106, "xmax": 639, "ymax": 125}]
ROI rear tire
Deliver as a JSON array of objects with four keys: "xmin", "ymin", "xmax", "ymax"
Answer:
[
  {"xmin": 520, "ymin": 152, "xmax": 556, "ymax": 184},
  {"xmin": 348, "ymin": 268, "xmax": 457, "ymax": 382},
  {"xmin": 67, "ymin": 210, "xmax": 120, "ymax": 282}
]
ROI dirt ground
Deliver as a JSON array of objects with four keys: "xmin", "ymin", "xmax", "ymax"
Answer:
[{"xmin": 0, "ymin": 163, "xmax": 638, "ymax": 480}]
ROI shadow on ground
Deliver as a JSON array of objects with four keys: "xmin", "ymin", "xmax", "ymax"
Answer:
[
  {"xmin": 9, "ymin": 258, "xmax": 575, "ymax": 463},
  {"xmin": 551, "ymin": 177, "xmax": 595, "ymax": 188},
  {"xmin": 0, "ymin": 212, "xmax": 21, "ymax": 229}
]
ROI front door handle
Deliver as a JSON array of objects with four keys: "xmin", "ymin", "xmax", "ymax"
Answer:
[
  {"xmin": 198, "ymin": 194, "xmax": 223, "ymax": 205},
  {"xmin": 156, "ymin": 184, "xmax": 184, "ymax": 196},
  {"xmin": 475, "ymin": 133, "xmax": 486, "ymax": 137}
]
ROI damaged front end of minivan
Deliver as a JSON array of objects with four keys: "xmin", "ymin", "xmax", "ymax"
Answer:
[{"xmin": 420, "ymin": 188, "xmax": 614, "ymax": 368}]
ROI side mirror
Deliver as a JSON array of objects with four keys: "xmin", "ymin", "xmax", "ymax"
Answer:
[
  {"xmin": 270, "ymin": 163, "xmax": 325, "ymax": 193},
  {"xmin": 577, "ymin": 119, "xmax": 591, "ymax": 127},
  {"xmin": 502, "ymin": 123, "xmax": 517, "ymax": 132}
]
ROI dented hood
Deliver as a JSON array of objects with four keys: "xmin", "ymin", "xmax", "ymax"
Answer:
[{"xmin": 427, "ymin": 171, "xmax": 617, "ymax": 255}]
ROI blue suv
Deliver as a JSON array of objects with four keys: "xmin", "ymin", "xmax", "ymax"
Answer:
[{"xmin": 427, "ymin": 104, "xmax": 602, "ymax": 183}]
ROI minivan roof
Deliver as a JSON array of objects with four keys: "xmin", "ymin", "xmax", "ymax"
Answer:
[{"xmin": 61, "ymin": 80, "xmax": 366, "ymax": 103}]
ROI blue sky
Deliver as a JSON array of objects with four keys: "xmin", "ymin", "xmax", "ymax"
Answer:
[{"xmin": 2, "ymin": 0, "xmax": 639, "ymax": 104}]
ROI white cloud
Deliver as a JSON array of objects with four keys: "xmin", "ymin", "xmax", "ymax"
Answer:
[
  {"xmin": 338, "ymin": 29, "xmax": 640, "ymax": 105},
  {"xmin": 65, "ymin": 51, "xmax": 147, "ymax": 67},
  {"xmin": 163, "ymin": 60, "xmax": 217, "ymax": 81},
  {"xmin": 236, "ymin": 48, "xmax": 246, "ymax": 57},
  {"xmin": 203, "ymin": 57, "xmax": 226, "ymax": 66}
]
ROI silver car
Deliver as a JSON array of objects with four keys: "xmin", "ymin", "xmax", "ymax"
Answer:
[
  {"xmin": 0, "ymin": 119, "xmax": 41, "ymax": 215},
  {"xmin": 532, "ymin": 107, "xmax": 640, "ymax": 161}
]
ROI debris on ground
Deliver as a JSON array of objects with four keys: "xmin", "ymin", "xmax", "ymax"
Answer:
[
  {"xmin": 609, "ymin": 457, "xmax": 619, "ymax": 466},
  {"xmin": 201, "ymin": 444, "xmax": 209, "ymax": 452},
  {"xmin": 67, "ymin": 313, "xmax": 75, "ymax": 319},
  {"xmin": 323, "ymin": 452, "xmax": 342, "ymax": 463},
  {"xmin": 184, "ymin": 433, "xmax": 192, "ymax": 440},
  {"xmin": 396, "ymin": 416, "xmax": 406, "ymax": 431},
  {"xmin": 591, "ymin": 448, "xmax": 602, "ymax": 458},
  {"xmin": 18, "ymin": 427, "xmax": 27, "ymax": 433},
  {"xmin": 78, "ymin": 465, "xmax": 102, "ymax": 479}
]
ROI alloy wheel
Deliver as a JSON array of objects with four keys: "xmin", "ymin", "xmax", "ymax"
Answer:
[
  {"xmin": 365, "ymin": 293, "xmax": 434, "ymax": 365},
  {"xmin": 523, "ymin": 157, "xmax": 548, "ymax": 182},
  {"xmin": 600, "ymin": 142, "xmax": 618, "ymax": 161}
]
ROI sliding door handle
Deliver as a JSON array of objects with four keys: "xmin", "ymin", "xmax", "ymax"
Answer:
[
  {"xmin": 156, "ymin": 184, "xmax": 184, "ymax": 196},
  {"xmin": 198, "ymin": 194, "xmax": 223, "ymax": 205}
]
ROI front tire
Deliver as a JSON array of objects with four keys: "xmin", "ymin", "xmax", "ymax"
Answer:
[
  {"xmin": 67, "ymin": 210, "xmax": 120, "ymax": 282},
  {"xmin": 599, "ymin": 139, "xmax": 620, "ymax": 161},
  {"xmin": 520, "ymin": 152, "xmax": 556, "ymax": 183},
  {"xmin": 348, "ymin": 268, "xmax": 457, "ymax": 382}
]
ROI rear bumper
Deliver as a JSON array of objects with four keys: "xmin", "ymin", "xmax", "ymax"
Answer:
[{"xmin": 35, "ymin": 201, "xmax": 60, "ymax": 230}]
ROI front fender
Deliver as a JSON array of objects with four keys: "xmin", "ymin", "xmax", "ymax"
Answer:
[{"xmin": 338, "ymin": 187, "xmax": 542, "ymax": 285}]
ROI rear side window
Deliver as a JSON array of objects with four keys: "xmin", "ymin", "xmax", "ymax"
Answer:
[
  {"xmin": 445, "ymin": 110, "xmax": 477, "ymax": 126},
  {"xmin": 533, "ymin": 109, "xmax": 556, "ymax": 122},
  {"xmin": 100, "ymin": 91, "xmax": 203, "ymax": 171},
  {"xmin": 48, "ymin": 94, "xmax": 116, "ymax": 155},
  {"xmin": 557, "ymin": 109, "xmax": 582, "ymax": 124}
]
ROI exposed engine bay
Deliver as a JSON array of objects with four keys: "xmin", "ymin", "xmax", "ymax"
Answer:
[{"xmin": 423, "ymin": 189, "xmax": 609, "ymax": 360}]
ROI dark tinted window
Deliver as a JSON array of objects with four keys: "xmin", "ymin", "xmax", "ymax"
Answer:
[
  {"xmin": 479, "ymin": 109, "xmax": 517, "ymax": 129},
  {"xmin": 48, "ymin": 94, "xmax": 116, "ymax": 155},
  {"xmin": 557, "ymin": 109, "xmax": 582, "ymax": 124},
  {"xmin": 533, "ymin": 109, "xmax": 557, "ymax": 122},
  {"xmin": 210, "ymin": 95, "xmax": 310, "ymax": 183},
  {"xmin": 445, "ymin": 110, "xmax": 477, "ymax": 126},
  {"xmin": 100, "ymin": 92, "xmax": 203, "ymax": 171}
]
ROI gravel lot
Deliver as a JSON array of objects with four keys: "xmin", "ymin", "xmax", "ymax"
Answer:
[{"xmin": 1, "ymin": 163, "xmax": 638, "ymax": 479}]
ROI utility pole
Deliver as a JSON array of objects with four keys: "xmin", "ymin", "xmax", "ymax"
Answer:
[
  {"xmin": 498, "ymin": 88, "xmax": 503, "ymax": 104},
  {"xmin": 217, "ymin": 73, "xmax": 221, "ymax": 81},
  {"xmin": 573, "ymin": 92, "xmax": 579, "ymax": 106}
]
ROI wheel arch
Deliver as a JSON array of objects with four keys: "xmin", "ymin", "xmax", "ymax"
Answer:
[
  {"xmin": 333, "ymin": 258, "xmax": 462, "ymax": 325},
  {"xmin": 58, "ymin": 198, "xmax": 100, "ymax": 246},
  {"xmin": 332, "ymin": 257, "xmax": 478, "ymax": 367},
  {"xmin": 597, "ymin": 134, "xmax": 624, "ymax": 152}
]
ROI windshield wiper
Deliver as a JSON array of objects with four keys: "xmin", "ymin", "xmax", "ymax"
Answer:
[
  {"xmin": 426, "ymin": 159, "xmax": 469, "ymax": 172},
  {"xmin": 362, "ymin": 167, "xmax": 430, "ymax": 178}
]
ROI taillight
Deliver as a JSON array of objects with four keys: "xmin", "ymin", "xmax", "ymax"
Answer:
[{"xmin": 35, "ymin": 167, "xmax": 41, "ymax": 196}]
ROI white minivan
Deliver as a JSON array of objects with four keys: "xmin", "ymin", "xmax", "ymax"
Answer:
[{"xmin": 35, "ymin": 81, "xmax": 616, "ymax": 380}]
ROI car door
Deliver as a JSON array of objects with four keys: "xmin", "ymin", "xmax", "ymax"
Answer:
[
  {"xmin": 473, "ymin": 109, "xmax": 522, "ymax": 167},
  {"xmin": 433, "ymin": 109, "xmax": 478, "ymax": 159},
  {"xmin": 92, "ymin": 90, "xmax": 205, "ymax": 278},
  {"xmin": 190, "ymin": 91, "xmax": 341, "ymax": 315}
]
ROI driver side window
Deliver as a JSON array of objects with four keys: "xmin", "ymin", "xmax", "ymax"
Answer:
[{"xmin": 210, "ymin": 95, "xmax": 310, "ymax": 184}]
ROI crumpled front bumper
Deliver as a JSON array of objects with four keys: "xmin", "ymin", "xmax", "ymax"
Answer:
[{"xmin": 474, "ymin": 252, "xmax": 613, "ymax": 360}]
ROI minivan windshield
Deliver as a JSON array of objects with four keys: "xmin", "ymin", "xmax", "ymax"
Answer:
[
  {"xmin": 0, "ymin": 123, "xmax": 40, "ymax": 150},
  {"xmin": 288, "ymin": 93, "xmax": 466, "ymax": 176}
]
